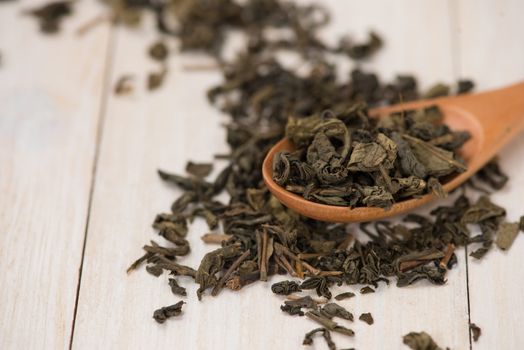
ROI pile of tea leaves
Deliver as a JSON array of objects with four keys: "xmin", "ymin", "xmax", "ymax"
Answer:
[
  {"xmin": 275, "ymin": 104, "xmax": 469, "ymax": 209},
  {"xmin": 83, "ymin": 0, "xmax": 521, "ymax": 348}
]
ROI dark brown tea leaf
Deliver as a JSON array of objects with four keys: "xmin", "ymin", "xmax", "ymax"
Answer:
[
  {"xmin": 359, "ymin": 312, "xmax": 374, "ymax": 325},
  {"xmin": 153, "ymin": 301, "xmax": 185, "ymax": 324},
  {"xmin": 321, "ymin": 303, "xmax": 353, "ymax": 321},
  {"xmin": 303, "ymin": 328, "xmax": 336, "ymax": 350},
  {"xmin": 360, "ymin": 286, "xmax": 375, "ymax": 294},
  {"xmin": 186, "ymin": 161, "xmax": 213, "ymax": 178},
  {"xmin": 335, "ymin": 292, "xmax": 355, "ymax": 301},
  {"xmin": 25, "ymin": 1, "xmax": 73, "ymax": 34},
  {"xmin": 402, "ymin": 331, "xmax": 443, "ymax": 350},
  {"xmin": 271, "ymin": 280, "xmax": 301, "ymax": 295},
  {"xmin": 470, "ymin": 323, "xmax": 481, "ymax": 342}
]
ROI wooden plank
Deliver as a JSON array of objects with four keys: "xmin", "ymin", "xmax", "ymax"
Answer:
[
  {"xmin": 455, "ymin": 1, "xmax": 524, "ymax": 348},
  {"xmin": 0, "ymin": 1, "xmax": 112, "ymax": 349},
  {"xmin": 72, "ymin": 2, "xmax": 470, "ymax": 349}
]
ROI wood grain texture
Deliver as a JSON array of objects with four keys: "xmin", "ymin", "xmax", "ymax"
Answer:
[
  {"xmin": 72, "ymin": 2, "xmax": 472, "ymax": 349},
  {"xmin": 0, "ymin": 1, "xmax": 111, "ymax": 349},
  {"xmin": 456, "ymin": 1, "xmax": 524, "ymax": 348}
]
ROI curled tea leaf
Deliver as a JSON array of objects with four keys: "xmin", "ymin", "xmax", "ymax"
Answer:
[
  {"xmin": 470, "ymin": 323, "xmax": 481, "ymax": 342},
  {"xmin": 495, "ymin": 222, "xmax": 519, "ymax": 251},
  {"xmin": 271, "ymin": 280, "xmax": 302, "ymax": 295},
  {"xmin": 359, "ymin": 312, "xmax": 374, "ymax": 325},
  {"xmin": 321, "ymin": 303, "xmax": 353, "ymax": 321},
  {"xmin": 195, "ymin": 245, "xmax": 241, "ymax": 299},
  {"xmin": 302, "ymin": 328, "xmax": 336, "ymax": 350},
  {"xmin": 403, "ymin": 331, "xmax": 443, "ymax": 350},
  {"xmin": 186, "ymin": 161, "xmax": 213, "ymax": 178},
  {"xmin": 26, "ymin": 1, "xmax": 73, "ymax": 34},
  {"xmin": 149, "ymin": 41, "xmax": 169, "ymax": 61},
  {"xmin": 153, "ymin": 301, "xmax": 185, "ymax": 324},
  {"xmin": 168, "ymin": 278, "xmax": 187, "ymax": 296},
  {"xmin": 334, "ymin": 292, "xmax": 355, "ymax": 301}
]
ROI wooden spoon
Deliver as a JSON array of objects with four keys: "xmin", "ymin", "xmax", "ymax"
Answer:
[{"xmin": 262, "ymin": 81, "xmax": 524, "ymax": 222}]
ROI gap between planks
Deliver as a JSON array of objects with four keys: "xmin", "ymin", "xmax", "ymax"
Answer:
[
  {"xmin": 68, "ymin": 25, "xmax": 118, "ymax": 350},
  {"xmin": 447, "ymin": 0, "xmax": 474, "ymax": 348}
]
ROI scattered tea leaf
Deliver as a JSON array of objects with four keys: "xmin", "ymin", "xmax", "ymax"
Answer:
[
  {"xmin": 114, "ymin": 75, "xmax": 134, "ymax": 96},
  {"xmin": 360, "ymin": 286, "xmax": 375, "ymax": 294},
  {"xmin": 147, "ymin": 66, "xmax": 168, "ymax": 91},
  {"xmin": 303, "ymin": 328, "xmax": 336, "ymax": 350},
  {"xmin": 153, "ymin": 301, "xmax": 184, "ymax": 324},
  {"xmin": 470, "ymin": 323, "xmax": 481, "ymax": 342},
  {"xmin": 186, "ymin": 161, "xmax": 213, "ymax": 178},
  {"xmin": 321, "ymin": 303, "xmax": 353, "ymax": 321},
  {"xmin": 149, "ymin": 41, "xmax": 169, "ymax": 61},
  {"xmin": 271, "ymin": 280, "xmax": 302, "ymax": 295},
  {"xmin": 335, "ymin": 292, "xmax": 355, "ymax": 301},
  {"xmin": 457, "ymin": 79, "xmax": 475, "ymax": 94},
  {"xmin": 168, "ymin": 278, "xmax": 187, "ymax": 296},
  {"xmin": 495, "ymin": 222, "xmax": 519, "ymax": 250},
  {"xmin": 25, "ymin": 1, "xmax": 73, "ymax": 34},
  {"xmin": 402, "ymin": 331, "xmax": 443, "ymax": 350},
  {"xmin": 359, "ymin": 312, "xmax": 374, "ymax": 325}
]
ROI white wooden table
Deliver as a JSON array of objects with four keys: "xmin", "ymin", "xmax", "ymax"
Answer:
[{"xmin": 1, "ymin": 1, "xmax": 524, "ymax": 349}]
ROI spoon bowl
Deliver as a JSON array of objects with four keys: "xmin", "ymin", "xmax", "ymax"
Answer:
[{"xmin": 262, "ymin": 81, "xmax": 524, "ymax": 222}]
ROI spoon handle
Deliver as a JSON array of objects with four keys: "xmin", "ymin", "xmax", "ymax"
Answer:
[{"xmin": 440, "ymin": 81, "xmax": 524, "ymax": 161}]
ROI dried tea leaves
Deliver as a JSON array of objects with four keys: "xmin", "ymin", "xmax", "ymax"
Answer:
[
  {"xmin": 280, "ymin": 295, "xmax": 318, "ymax": 316},
  {"xmin": 403, "ymin": 331, "xmax": 443, "ymax": 350},
  {"xmin": 153, "ymin": 301, "xmax": 185, "ymax": 324},
  {"xmin": 359, "ymin": 312, "xmax": 374, "ymax": 325},
  {"xmin": 275, "ymin": 105, "xmax": 469, "ymax": 210},
  {"xmin": 271, "ymin": 280, "xmax": 302, "ymax": 295},
  {"xmin": 90, "ymin": 0, "xmax": 521, "ymax": 348},
  {"xmin": 169, "ymin": 278, "xmax": 187, "ymax": 296},
  {"xmin": 360, "ymin": 286, "xmax": 375, "ymax": 294},
  {"xmin": 303, "ymin": 328, "xmax": 336, "ymax": 350},
  {"xmin": 148, "ymin": 65, "xmax": 168, "ymax": 91},
  {"xmin": 495, "ymin": 222, "xmax": 519, "ymax": 250},
  {"xmin": 335, "ymin": 291, "xmax": 355, "ymax": 301},
  {"xmin": 186, "ymin": 161, "xmax": 213, "ymax": 178},
  {"xmin": 470, "ymin": 323, "xmax": 481, "ymax": 342},
  {"xmin": 306, "ymin": 311, "xmax": 355, "ymax": 337},
  {"xmin": 114, "ymin": 75, "xmax": 135, "ymax": 96},
  {"xmin": 195, "ymin": 245, "xmax": 242, "ymax": 299},
  {"xmin": 25, "ymin": 1, "xmax": 73, "ymax": 34},
  {"xmin": 320, "ymin": 303, "xmax": 353, "ymax": 321},
  {"xmin": 149, "ymin": 41, "xmax": 169, "ymax": 62}
]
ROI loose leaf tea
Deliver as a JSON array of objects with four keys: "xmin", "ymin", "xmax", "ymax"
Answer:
[
  {"xmin": 147, "ymin": 66, "xmax": 168, "ymax": 91},
  {"xmin": 470, "ymin": 323, "xmax": 481, "ymax": 342},
  {"xmin": 495, "ymin": 222, "xmax": 519, "ymax": 250},
  {"xmin": 185, "ymin": 161, "xmax": 213, "ymax": 178},
  {"xmin": 280, "ymin": 295, "xmax": 319, "ymax": 316},
  {"xmin": 25, "ymin": 1, "xmax": 73, "ymax": 34},
  {"xmin": 153, "ymin": 301, "xmax": 185, "ymax": 324},
  {"xmin": 359, "ymin": 312, "xmax": 374, "ymax": 325},
  {"xmin": 320, "ymin": 303, "xmax": 353, "ymax": 321},
  {"xmin": 114, "ymin": 75, "xmax": 135, "ymax": 96},
  {"xmin": 403, "ymin": 331, "xmax": 443, "ymax": 350},
  {"xmin": 149, "ymin": 41, "xmax": 169, "ymax": 61},
  {"xmin": 360, "ymin": 286, "xmax": 375, "ymax": 294},
  {"xmin": 303, "ymin": 328, "xmax": 336, "ymax": 350},
  {"xmin": 306, "ymin": 311, "xmax": 355, "ymax": 337},
  {"xmin": 168, "ymin": 278, "xmax": 187, "ymax": 296},
  {"xmin": 271, "ymin": 280, "xmax": 301, "ymax": 295},
  {"xmin": 335, "ymin": 291, "xmax": 355, "ymax": 301},
  {"xmin": 79, "ymin": 0, "xmax": 523, "ymax": 348},
  {"xmin": 275, "ymin": 105, "xmax": 469, "ymax": 210}
]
